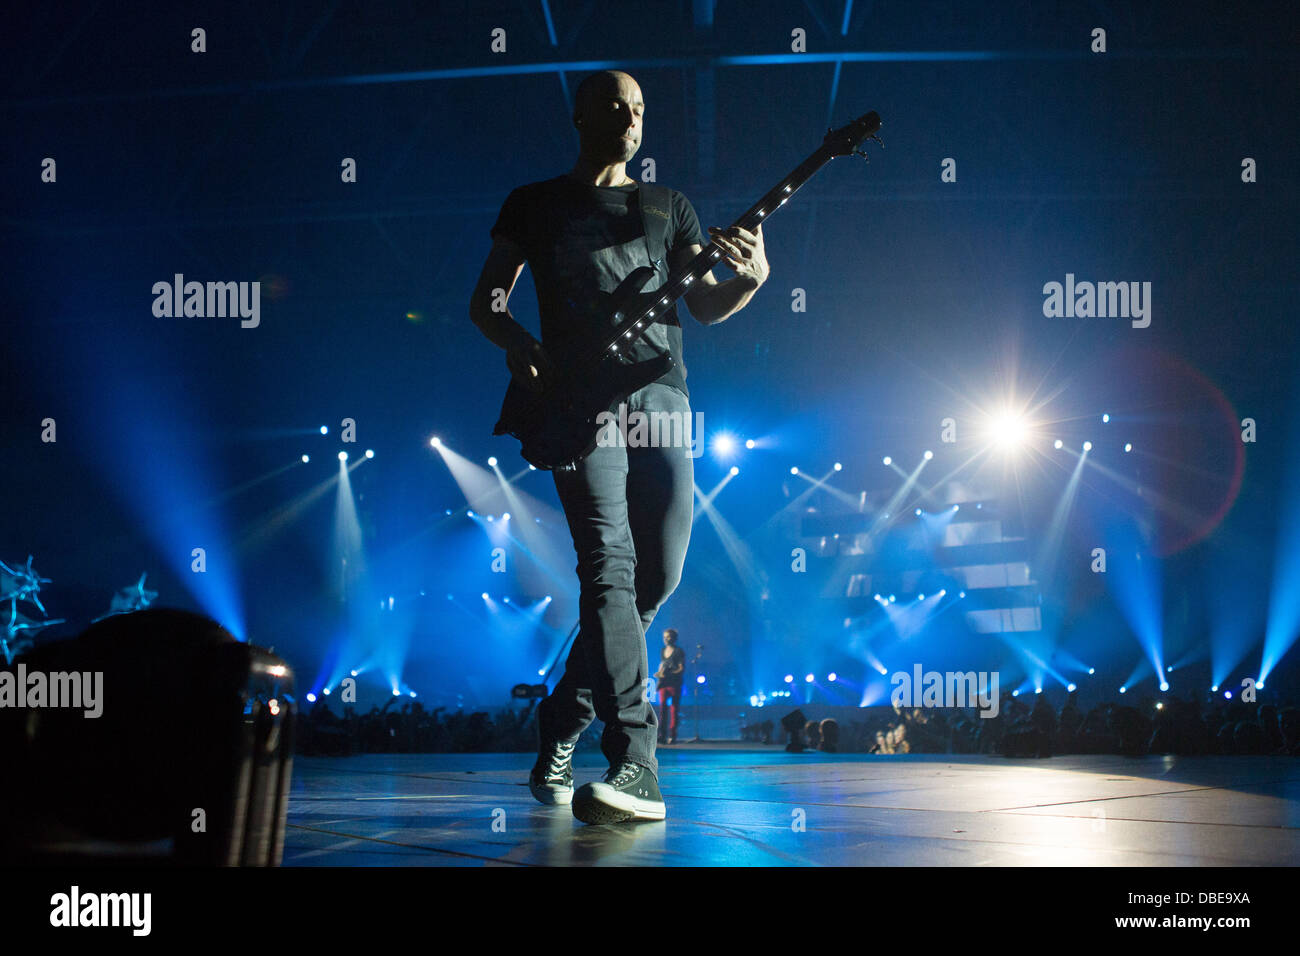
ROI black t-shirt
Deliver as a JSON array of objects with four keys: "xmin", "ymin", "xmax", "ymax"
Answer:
[
  {"xmin": 656, "ymin": 644, "xmax": 686, "ymax": 687},
  {"xmin": 489, "ymin": 175, "xmax": 706, "ymax": 397}
]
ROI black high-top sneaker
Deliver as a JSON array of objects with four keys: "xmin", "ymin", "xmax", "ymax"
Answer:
[
  {"xmin": 571, "ymin": 761, "xmax": 665, "ymax": 824},
  {"xmin": 529, "ymin": 738, "xmax": 577, "ymax": 805}
]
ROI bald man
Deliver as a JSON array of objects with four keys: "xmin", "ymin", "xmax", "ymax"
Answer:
[{"xmin": 471, "ymin": 70, "xmax": 768, "ymax": 824}]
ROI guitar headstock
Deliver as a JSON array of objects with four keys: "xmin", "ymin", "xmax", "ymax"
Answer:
[{"xmin": 822, "ymin": 110, "xmax": 883, "ymax": 159}]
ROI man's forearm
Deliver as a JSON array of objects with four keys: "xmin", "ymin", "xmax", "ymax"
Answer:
[
  {"xmin": 693, "ymin": 275, "xmax": 761, "ymax": 325},
  {"xmin": 469, "ymin": 298, "xmax": 534, "ymax": 351}
]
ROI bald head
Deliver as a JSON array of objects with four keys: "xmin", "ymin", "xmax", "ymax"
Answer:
[{"xmin": 571, "ymin": 71, "xmax": 644, "ymax": 167}]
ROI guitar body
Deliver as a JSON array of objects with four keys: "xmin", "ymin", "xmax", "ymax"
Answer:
[{"xmin": 493, "ymin": 265, "xmax": 673, "ymax": 470}]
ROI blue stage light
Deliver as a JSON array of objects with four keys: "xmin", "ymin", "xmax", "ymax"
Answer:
[
  {"xmin": 467, "ymin": 510, "xmax": 475, "ymax": 517},
  {"xmin": 1211, "ymin": 684, "xmax": 1219, "ymax": 692},
  {"xmin": 745, "ymin": 439, "xmax": 756, "ymax": 449},
  {"xmin": 805, "ymin": 673, "xmax": 815, "ymax": 683},
  {"xmin": 784, "ymin": 674, "xmax": 794, "ymax": 683},
  {"xmin": 392, "ymin": 689, "xmax": 400, "ymax": 696},
  {"xmin": 1067, "ymin": 683, "xmax": 1077, "ymax": 692},
  {"xmin": 696, "ymin": 675, "xmax": 706, "ymax": 684},
  {"xmin": 488, "ymin": 456, "xmax": 497, "ymax": 467},
  {"xmin": 320, "ymin": 426, "xmax": 328, "ymax": 435},
  {"xmin": 338, "ymin": 451, "xmax": 348, "ymax": 461},
  {"xmin": 306, "ymin": 692, "xmax": 317, "ymax": 702},
  {"xmin": 1224, "ymin": 690, "xmax": 1232, "ymax": 699},
  {"xmin": 834, "ymin": 462, "xmax": 842, "ymax": 471},
  {"xmin": 502, "ymin": 512, "xmax": 510, "ymax": 521},
  {"xmin": 730, "ymin": 466, "xmax": 739, "ymax": 476},
  {"xmin": 888, "ymin": 594, "xmax": 896, "ymax": 603},
  {"xmin": 1102, "ymin": 413, "xmax": 1110, "ymax": 423},
  {"xmin": 1088, "ymin": 667, "xmax": 1095, "ymax": 675},
  {"xmin": 301, "ymin": 454, "xmax": 310, "ymax": 463},
  {"xmin": 790, "ymin": 466, "xmax": 799, "ymax": 475},
  {"xmin": 322, "ymin": 687, "xmax": 331, "ymax": 695},
  {"xmin": 915, "ymin": 508, "xmax": 923, "ymax": 516},
  {"xmin": 481, "ymin": 592, "xmax": 489, "ymax": 600},
  {"xmin": 1160, "ymin": 682, "xmax": 1169, "ymax": 691},
  {"xmin": 365, "ymin": 449, "xmax": 374, "ymax": 459},
  {"xmin": 882, "ymin": 456, "xmax": 892, "ymax": 466},
  {"xmin": 958, "ymin": 591, "xmax": 966, "ymax": 598},
  {"xmin": 827, "ymin": 673, "xmax": 837, "ymax": 682},
  {"xmin": 1119, "ymin": 686, "xmax": 1127, "ymax": 694}
]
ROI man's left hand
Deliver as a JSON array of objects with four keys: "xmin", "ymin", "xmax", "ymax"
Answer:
[{"xmin": 707, "ymin": 224, "xmax": 769, "ymax": 288}]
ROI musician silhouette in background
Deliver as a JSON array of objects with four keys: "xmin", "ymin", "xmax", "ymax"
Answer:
[{"xmin": 655, "ymin": 628, "xmax": 686, "ymax": 745}]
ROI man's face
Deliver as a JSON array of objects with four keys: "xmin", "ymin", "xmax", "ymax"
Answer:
[
  {"xmin": 578, "ymin": 74, "xmax": 644, "ymax": 164},
  {"xmin": 662, "ymin": 632, "xmax": 672, "ymax": 646}
]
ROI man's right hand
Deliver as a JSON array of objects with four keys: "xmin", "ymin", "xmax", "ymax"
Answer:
[{"xmin": 506, "ymin": 336, "xmax": 555, "ymax": 393}]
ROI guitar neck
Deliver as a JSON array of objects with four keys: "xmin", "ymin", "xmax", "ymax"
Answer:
[{"xmin": 588, "ymin": 149, "xmax": 836, "ymax": 363}]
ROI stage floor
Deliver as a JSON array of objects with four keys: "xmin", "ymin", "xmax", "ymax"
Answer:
[{"xmin": 284, "ymin": 747, "xmax": 1300, "ymax": 866}]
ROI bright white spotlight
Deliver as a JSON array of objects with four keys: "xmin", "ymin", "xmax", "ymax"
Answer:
[
  {"xmin": 833, "ymin": 462, "xmax": 842, "ymax": 471},
  {"xmin": 467, "ymin": 509, "xmax": 475, "ymax": 517},
  {"xmin": 538, "ymin": 669, "xmax": 546, "ymax": 676},
  {"xmin": 1035, "ymin": 687, "xmax": 1042, "ymax": 694},
  {"xmin": 430, "ymin": 436, "xmax": 441, "ymax": 447},
  {"xmin": 918, "ymin": 594, "xmax": 925, "ymax": 601},
  {"xmin": 488, "ymin": 456, "xmax": 498, "ymax": 467},
  {"xmin": 544, "ymin": 594, "xmax": 552, "ymax": 602},
  {"xmin": 828, "ymin": 673, "xmax": 837, "ymax": 682},
  {"xmin": 711, "ymin": 432, "xmax": 737, "ymax": 458},
  {"xmin": 322, "ymin": 687, "xmax": 331, "ymax": 695},
  {"xmin": 888, "ymin": 594, "xmax": 896, "ymax": 603},
  {"xmin": 1211, "ymin": 684, "xmax": 1218, "ymax": 692},
  {"xmin": 784, "ymin": 674, "xmax": 794, "ymax": 684},
  {"xmin": 503, "ymin": 596, "xmax": 510, "ymax": 603},
  {"xmin": 1160, "ymin": 682, "xmax": 1169, "ymax": 691},
  {"xmin": 320, "ymin": 426, "xmax": 328, "ymax": 435},
  {"xmin": 1054, "ymin": 439, "xmax": 1063, "ymax": 450},
  {"xmin": 1067, "ymin": 683, "xmax": 1076, "ymax": 692},
  {"xmin": 1102, "ymin": 413, "xmax": 1110, "ymax": 423},
  {"xmin": 1087, "ymin": 667, "xmax": 1095, "ymax": 675},
  {"xmin": 338, "ymin": 451, "xmax": 348, "ymax": 461},
  {"xmin": 1119, "ymin": 686, "xmax": 1127, "ymax": 694},
  {"xmin": 1124, "ymin": 443, "xmax": 1132, "ymax": 453},
  {"xmin": 938, "ymin": 589, "xmax": 946, "ymax": 596},
  {"xmin": 301, "ymin": 454, "xmax": 310, "ymax": 463},
  {"xmin": 486, "ymin": 515, "xmax": 494, "ymax": 522},
  {"xmin": 696, "ymin": 675, "xmax": 706, "ymax": 685},
  {"xmin": 952, "ymin": 504, "xmax": 959, "ymax": 512},
  {"xmin": 529, "ymin": 464, "xmax": 536, "ymax": 470},
  {"xmin": 923, "ymin": 450, "xmax": 933, "ymax": 460},
  {"xmin": 805, "ymin": 673, "xmax": 814, "ymax": 683},
  {"xmin": 502, "ymin": 512, "xmax": 510, "ymax": 521},
  {"xmin": 392, "ymin": 689, "xmax": 400, "ymax": 696},
  {"xmin": 306, "ymin": 692, "xmax": 317, "ymax": 703},
  {"xmin": 745, "ymin": 439, "xmax": 756, "ymax": 449},
  {"xmin": 350, "ymin": 670, "xmax": 358, "ymax": 677},
  {"xmin": 481, "ymin": 592, "xmax": 489, "ymax": 600},
  {"xmin": 365, "ymin": 449, "xmax": 374, "ymax": 459},
  {"xmin": 915, "ymin": 508, "xmax": 922, "ymax": 516},
  {"xmin": 729, "ymin": 466, "xmax": 739, "ymax": 476},
  {"xmin": 990, "ymin": 412, "xmax": 1029, "ymax": 451},
  {"xmin": 882, "ymin": 456, "xmax": 892, "ymax": 466},
  {"xmin": 409, "ymin": 691, "xmax": 417, "ymax": 698},
  {"xmin": 958, "ymin": 591, "xmax": 966, "ymax": 598},
  {"xmin": 789, "ymin": 466, "xmax": 799, "ymax": 475},
  {"xmin": 1083, "ymin": 441, "xmax": 1092, "ymax": 452}
]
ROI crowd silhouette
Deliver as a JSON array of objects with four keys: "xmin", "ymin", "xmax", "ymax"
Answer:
[{"xmin": 296, "ymin": 690, "xmax": 1299, "ymax": 758}]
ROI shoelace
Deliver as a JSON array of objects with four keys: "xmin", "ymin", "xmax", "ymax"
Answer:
[
  {"xmin": 543, "ymin": 740, "xmax": 576, "ymax": 781},
  {"xmin": 606, "ymin": 763, "xmax": 641, "ymax": 788}
]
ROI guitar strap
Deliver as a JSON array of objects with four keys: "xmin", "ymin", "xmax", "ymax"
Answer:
[{"xmin": 636, "ymin": 182, "xmax": 673, "ymax": 284}]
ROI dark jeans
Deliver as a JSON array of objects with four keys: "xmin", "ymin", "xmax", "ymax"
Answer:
[{"xmin": 537, "ymin": 383, "xmax": 697, "ymax": 778}]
